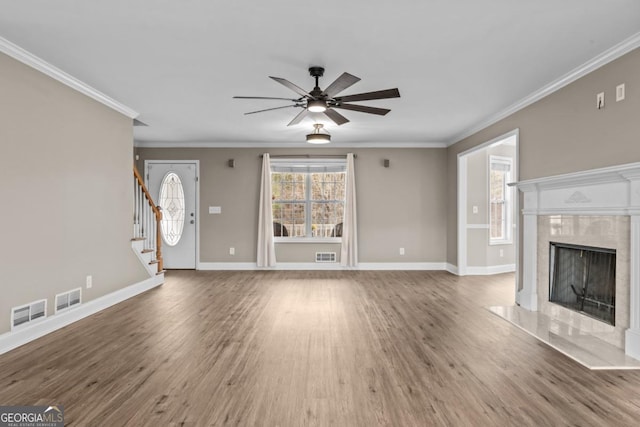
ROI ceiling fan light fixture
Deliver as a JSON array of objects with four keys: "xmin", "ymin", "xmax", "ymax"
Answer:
[
  {"xmin": 306, "ymin": 123, "xmax": 331, "ymax": 144},
  {"xmin": 307, "ymin": 99, "xmax": 327, "ymax": 113}
]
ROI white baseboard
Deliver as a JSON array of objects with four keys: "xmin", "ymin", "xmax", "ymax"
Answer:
[
  {"xmin": 466, "ymin": 264, "xmax": 516, "ymax": 275},
  {"xmin": 198, "ymin": 262, "xmax": 258, "ymax": 270},
  {"xmin": 356, "ymin": 262, "xmax": 447, "ymax": 271},
  {"xmin": 198, "ymin": 262, "xmax": 448, "ymax": 271},
  {"xmin": 0, "ymin": 274, "xmax": 164, "ymax": 355},
  {"xmin": 445, "ymin": 263, "xmax": 459, "ymax": 275}
]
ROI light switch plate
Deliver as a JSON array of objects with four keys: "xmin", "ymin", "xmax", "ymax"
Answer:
[
  {"xmin": 209, "ymin": 206, "xmax": 221, "ymax": 214},
  {"xmin": 616, "ymin": 84, "xmax": 625, "ymax": 102}
]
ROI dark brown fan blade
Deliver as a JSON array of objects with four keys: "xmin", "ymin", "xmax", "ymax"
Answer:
[
  {"xmin": 333, "ymin": 103, "xmax": 391, "ymax": 116},
  {"xmin": 334, "ymin": 88, "xmax": 400, "ymax": 103},
  {"xmin": 323, "ymin": 109, "xmax": 350, "ymax": 126},
  {"xmin": 245, "ymin": 105, "xmax": 300, "ymax": 115},
  {"xmin": 323, "ymin": 72, "xmax": 361, "ymax": 98},
  {"xmin": 234, "ymin": 96, "xmax": 300, "ymax": 101},
  {"xmin": 269, "ymin": 76, "xmax": 315, "ymax": 99},
  {"xmin": 287, "ymin": 109, "xmax": 310, "ymax": 126}
]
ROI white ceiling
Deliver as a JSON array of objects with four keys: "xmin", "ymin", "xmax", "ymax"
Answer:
[{"xmin": 1, "ymin": 1, "xmax": 639, "ymax": 146}]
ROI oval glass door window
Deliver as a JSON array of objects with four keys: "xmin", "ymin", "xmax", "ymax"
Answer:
[{"xmin": 159, "ymin": 172, "xmax": 185, "ymax": 246}]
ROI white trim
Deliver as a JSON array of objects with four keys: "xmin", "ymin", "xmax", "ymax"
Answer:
[
  {"xmin": 198, "ymin": 262, "xmax": 257, "ymax": 270},
  {"xmin": 466, "ymin": 264, "xmax": 516, "ymax": 275},
  {"xmin": 0, "ymin": 275, "xmax": 164, "ymax": 355},
  {"xmin": 134, "ymin": 140, "xmax": 448, "ymax": 149},
  {"xmin": 446, "ymin": 263, "xmax": 459, "ymax": 275},
  {"xmin": 515, "ymin": 161, "xmax": 640, "ymax": 192},
  {"xmin": 197, "ymin": 262, "xmax": 448, "ymax": 271},
  {"xmin": 489, "ymin": 155, "xmax": 514, "ymax": 245},
  {"xmin": 467, "ymin": 224, "xmax": 489, "ymax": 229},
  {"xmin": 357, "ymin": 263, "xmax": 447, "ymax": 271},
  {"xmin": 275, "ymin": 238, "xmax": 342, "ymax": 244},
  {"xmin": 131, "ymin": 239, "xmax": 156, "ymax": 276},
  {"xmin": 457, "ymin": 129, "xmax": 519, "ymax": 277},
  {"xmin": 0, "ymin": 36, "xmax": 138, "ymax": 119},
  {"xmin": 145, "ymin": 160, "xmax": 200, "ymax": 270},
  {"xmin": 457, "ymin": 153, "xmax": 468, "ymax": 276},
  {"xmin": 448, "ymin": 31, "xmax": 640, "ymax": 145}
]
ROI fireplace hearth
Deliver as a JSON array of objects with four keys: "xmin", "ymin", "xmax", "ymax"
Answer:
[{"xmin": 549, "ymin": 242, "xmax": 616, "ymax": 325}]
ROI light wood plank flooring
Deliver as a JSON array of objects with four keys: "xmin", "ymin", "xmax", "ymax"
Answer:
[{"xmin": 2, "ymin": 271, "xmax": 640, "ymax": 426}]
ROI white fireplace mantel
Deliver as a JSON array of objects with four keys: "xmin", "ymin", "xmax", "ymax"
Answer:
[{"xmin": 514, "ymin": 162, "xmax": 640, "ymax": 360}]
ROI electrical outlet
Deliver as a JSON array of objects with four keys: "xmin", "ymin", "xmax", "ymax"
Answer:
[
  {"xmin": 499, "ymin": 249, "xmax": 504, "ymax": 257},
  {"xmin": 229, "ymin": 247, "xmax": 235, "ymax": 255},
  {"xmin": 86, "ymin": 275, "xmax": 92, "ymax": 289},
  {"xmin": 472, "ymin": 206, "xmax": 478, "ymax": 214},
  {"xmin": 399, "ymin": 248, "xmax": 405, "ymax": 255},
  {"xmin": 596, "ymin": 92, "xmax": 605, "ymax": 109}
]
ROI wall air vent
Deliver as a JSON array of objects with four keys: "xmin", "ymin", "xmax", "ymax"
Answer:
[
  {"xmin": 55, "ymin": 288, "xmax": 82, "ymax": 314},
  {"xmin": 11, "ymin": 299, "xmax": 47, "ymax": 330},
  {"xmin": 315, "ymin": 252, "xmax": 337, "ymax": 263}
]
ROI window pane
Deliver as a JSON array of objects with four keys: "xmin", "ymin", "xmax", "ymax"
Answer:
[
  {"xmin": 159, "ymin": 172, "xmax": 185, "ymax": 246},
  {"xmin": 489, "ymin": 157, "xmax": 511, "ymax": 242},
  {"xmin": 271, "ymin": 168, "xmax": 345, "ymax": 238}
]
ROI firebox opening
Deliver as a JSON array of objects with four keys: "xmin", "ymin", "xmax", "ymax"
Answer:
[{"xmin": 549, "ymin": 242, "xmax": 616, "ymax": 326}]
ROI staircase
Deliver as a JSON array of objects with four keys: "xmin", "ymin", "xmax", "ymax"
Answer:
[{"xmin": 132, "ymin": 165, "xmax": 164, "ymax": 277}]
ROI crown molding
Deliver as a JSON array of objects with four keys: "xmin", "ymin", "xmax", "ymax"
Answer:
[
  {"xmin": 134, "ymin": 140, "xmax": 447, "ymax": 149},
  {"xmin": 447, "ymin": 31, "xmax": 640, "ymax": 146},
  {"xmin": 0, "ymin": 36, "xmax": 138, "ymax": 119}
]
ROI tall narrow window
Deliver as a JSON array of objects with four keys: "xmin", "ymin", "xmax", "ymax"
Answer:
[
  {"xmin": 271, "ymin": 159, "xmax": 346, "ymax": 240},
  {"xmin": 489, "ymin": 156, "xmax": 513, "ymax": 244},
  {"xmin": 159, "ymin": 172, "xmax": 185, "ymax": 246}
]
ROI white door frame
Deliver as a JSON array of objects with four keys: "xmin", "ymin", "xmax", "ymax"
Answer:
[
  {"xmin": 457, "ymin": 129, "xmax": 520, "ymax": 291},
  {"xmin": 144, "ymin": 160, "xmax": 200, "ymax": 269}
]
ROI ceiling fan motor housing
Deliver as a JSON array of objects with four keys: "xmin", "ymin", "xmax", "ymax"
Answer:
[{"xmin": 308, "ymin": 66, "xmax": 325, "ymax": 78}]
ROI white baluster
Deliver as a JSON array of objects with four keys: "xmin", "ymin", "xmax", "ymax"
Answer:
[
  {"xmin": 133, "ymin": 179, "xmax": 136, "ymax": 236},
  {"xmin": 138, "ymin": 185, "xmax": 143, "ymax": 239}
]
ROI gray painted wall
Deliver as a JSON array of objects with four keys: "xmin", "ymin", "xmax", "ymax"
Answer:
[
  {"xmin": 446, "ymin": 46, "xmax": 640, "ymax": 277},
  {"xmin": 465, "ymin": 144, "xmax": 516, "ymax": 267},
  {"xmin": 0, "ymin": 52, "xmax": 148, "ymax": 334},
  {"xmin": 135, "ymin": 147, "xmax": 448, "ymax": 264}
]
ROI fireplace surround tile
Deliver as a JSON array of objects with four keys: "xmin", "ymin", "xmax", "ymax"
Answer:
[{"xmin": 537, "ymin": 215, "xmax": 630, "ymax": 348}]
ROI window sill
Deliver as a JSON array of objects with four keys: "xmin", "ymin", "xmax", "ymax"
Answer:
[
  {"xmin": 274, "ymin": 237, "xmax": 342, "ymax": 244},
  {"xmin": 489, "ymin": 239, "xmax": 513, "ymax": 246}
]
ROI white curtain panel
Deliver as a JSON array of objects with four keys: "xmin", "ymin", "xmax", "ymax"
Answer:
[
  {"xmin": 257, "ymin": 153, "xmax": 276, "ymax": 267},
  {"xmin": 341, "ymin": 153, "xmax": 358, "ymax": 267}
]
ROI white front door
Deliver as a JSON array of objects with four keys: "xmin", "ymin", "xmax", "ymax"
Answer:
[{"xmin": 146, "ymin": 161, "xmax": 198, "ymax": 269}]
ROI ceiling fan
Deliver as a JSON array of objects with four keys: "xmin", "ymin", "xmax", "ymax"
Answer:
[{"xmin": 233, "ymin": 67, "xmax": 400, "ymax": 126}]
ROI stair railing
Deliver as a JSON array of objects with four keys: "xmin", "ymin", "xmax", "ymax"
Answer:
[{"xmin": 133, "ymin": 165, "xmax": 163, "ymax": 273}]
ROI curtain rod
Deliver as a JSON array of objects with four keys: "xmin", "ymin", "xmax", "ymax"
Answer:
[{"xmin": 259, "ymin": 154, "xmax": 356, "ymax": 159}]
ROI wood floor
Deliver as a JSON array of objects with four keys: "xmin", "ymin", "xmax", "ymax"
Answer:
[{"xmin": 2, "ymin": 271, "xmax": 640, "ymax": 426}]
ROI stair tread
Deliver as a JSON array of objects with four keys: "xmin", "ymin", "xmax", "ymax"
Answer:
[
  {"xmin": 156, "ymin": 270, "xmax": 166, "ymax": 275},
  {"xmin": 131, "ymin": 237, "xmax": 146, "ymax": 241},
  {"xmin": 141, "ymin": 249, "xmax": 154, "ymax": 254},
  {"xmin": 149, "ymin": 260, "xmax": 159, "ymax": 265}
]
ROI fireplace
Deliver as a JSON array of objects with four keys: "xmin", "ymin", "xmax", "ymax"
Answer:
[
  {"xmin": 515, "ymin": 161, "xmax": 640, "ymax": 360},
  {"xmin": 549, "ymin": 242, "xmax": 616, "ymax": 325}
]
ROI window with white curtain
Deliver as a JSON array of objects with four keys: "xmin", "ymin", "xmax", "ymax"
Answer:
[
  {"xmin": 489, "ymin": 155, "xmax": 513, "ymax": 244},
  {"xmin": 271, "ymin": 159, "xmax": 346, "ymax": 241}
]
